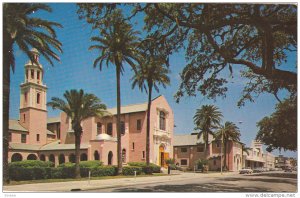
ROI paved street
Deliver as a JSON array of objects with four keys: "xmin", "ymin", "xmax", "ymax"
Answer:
[
  {"xmin": 86, "ymin": 172, "xmax": 297, "ymax": 192},
  {"xmin": 3, "ymin": 171, "xmax": 297, "ymax": 193}
]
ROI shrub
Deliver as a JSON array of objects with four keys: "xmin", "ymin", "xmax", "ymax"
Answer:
[
  {"xmin": 58, "ymin": 162, "xmax": 75, "ymax": 168},
  {"xmin": 196, "ymin": 159, "xmax": 208, "ymax": 170},
  {"xmin": 127, "ymin": 162, "xmax": 161, "ymax": 173},
  {"xmin": 122, "ymin": 166, "xmax": 143, "ymax": 175},
  {"xmin": 90, "ymin": 166, "xmax": 117, "ymax": 177},
  {"xmin": 9, "ymin": 160, "xmax": 54, "ymax": 168},
  {"xmin": 9, "ymin": 167, "xmax": 50, "ymax": 181},
  {"xmin": 79, "ymin": 160, "xmax": 103, "ymax": 168}
]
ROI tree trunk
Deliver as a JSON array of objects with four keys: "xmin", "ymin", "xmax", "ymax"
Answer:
[
  {"xmin": 146, "ymin": 84, "xmax": 152, "ymax": 168},
  {"xmin": 116, "ymin": 65, "xmax": 122, "ymax": 174},
  {"xmin": 205, "ymin": 132, "xmax": 209, "ymax": 159},
  {"xmin": 224, "ymin": 140, "xmax": 227, "ymax": 170},
  {"xmin": 3, "ymin": 32, "xmax": 13, "ymax": 184},
  {"xmin": 74, "ymin": 130, "xmax": 81, "ymax": 179}
]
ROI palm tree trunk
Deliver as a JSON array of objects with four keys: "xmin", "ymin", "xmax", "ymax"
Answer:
[
  {"xmin": 224, "ymin": 140, "xmax": 227, "ymax": 170},
  {"xmin": 3, "ymin": 32, "xmax": 12, "ymax": 184},
  {"xmin": 75, "ymin": 131, "xmax": 81, "ymax": 179},
  {"xmin": 146, "ymin": 84, "xmax": 152, "ymax": 168},
  {"xmin": 205, "ymin": 132, "xmax": 209, "ymax": 159},
  {"xmin": 116, "ymin": 65, "xmax": 122, "ymax": 175}
]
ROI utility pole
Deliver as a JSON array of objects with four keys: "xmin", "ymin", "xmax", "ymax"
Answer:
[{"xmin": 221, "ymin": 129, "xmax": 224, "ymax": 175}]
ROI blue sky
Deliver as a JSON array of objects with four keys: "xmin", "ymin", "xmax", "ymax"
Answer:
[{"xmin": 9, "ymin": 3, "xmax": 297, "ymax": 158}]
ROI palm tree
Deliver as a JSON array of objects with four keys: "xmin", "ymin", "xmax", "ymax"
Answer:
[
  {"xmin": 3, "ymin": 3, "xmax": 62, "ymax": 184},
  {"xmin": 241, "ymin": 143, "xmax": 252, "ymax": 168},
  {"xmin": 215, "ymin": 121, "xmax": 241, "ymax": 170},
  {"xmin": 193, "ymin": 105, "xmax": 223, "ymax": 158},
  {"xmin": 47, "ymin": 89, "xmax": 107, "ymax": 178},
  {"xmin": 131, "ymin": 53, "xmax": 170, "ymax": 168},
  {"xmin": 89, "ymin": 10, "xmax": 141, "ymax": 174}
]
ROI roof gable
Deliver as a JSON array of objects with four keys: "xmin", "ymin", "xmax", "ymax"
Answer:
[{"xmin": 9, "ymin": 120, "xmax": 28, "ymax": 132}]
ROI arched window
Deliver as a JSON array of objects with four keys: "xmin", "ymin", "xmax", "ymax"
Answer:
[
  {"xmin": 11, "ymin": 153, "xmax": 23, "ymax": 162},
  {"xmin": 37, "ymin": 93, "xmax": 40, "ymax": 104},
  {"xmin": 69, "ymin": 154, "xmax": 75, "ymax": 163},
  {"xmin": 80, "ymin": 153, "xmax": 88, "ymax": 161},
  {"xmin": 27, "ymin": 154, "xmax": 37, "ymax": 160},
  {"xmin": 122, "ymin": 149, "xmax": 126, "ymax": 163},
  {"xmin": 49, "ymin": 154, "xmax": 55, "ymax": 163},
  {"xmin": 59, "ymin": 154, "xmax": 65, "ymax": 164},
  {"xmin": 108, "ymin": 151, "xmax": 113, "ymax": 165},
  {"xmin": 159, "ymin": 111, "xmax": 166, "ymax": 130},
  {"xmin": 94, "ymin": 151, "xmax": 100, "ymax": 160},
  {"xmin": 31, "ymin": 69, "xmax": 34, "ymax": 79},
  {"xmin": 39, "ymin": 154, "xmax": 45, "ymax": 161}
]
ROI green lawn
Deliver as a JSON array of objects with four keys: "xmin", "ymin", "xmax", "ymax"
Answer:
[{"xmin": 6, "ymin": 173, "xmax": 167, "ymax": 186}]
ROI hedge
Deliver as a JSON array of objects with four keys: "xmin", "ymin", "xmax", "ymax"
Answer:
[
  {"xmin": 127, "ymin": 162, "xmax": 161, "ymax": 173},
  {"xmin": 9, "ymin": 165, "xmax": 117, "ymax": 181},
  {"xmin": 122, "ymin": 166, "xmax": 143, "ymax": 175},
  {"xmin": 90, "ymin": 166, "xmax": 117, "ymax": 177},
  {"xmin": 9, "ymin": 160, "xmax": 54, "ymax": 168},
  {"xmin": 79, "ymin": 160, "xmax": 103, "ymax": 168}
]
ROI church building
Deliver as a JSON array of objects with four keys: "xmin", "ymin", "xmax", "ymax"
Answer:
[{"xmin": 8, "ymin": 49, "xmax": 174, "ymax": 167}]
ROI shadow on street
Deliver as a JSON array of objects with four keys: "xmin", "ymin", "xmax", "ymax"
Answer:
[
  {"xmin": 110, "ymin": 174, "xmax": 297, "ymax": 192},
  {"xmin": 111, "ymin": 182, "xmax": 271, "ymax": 192}
]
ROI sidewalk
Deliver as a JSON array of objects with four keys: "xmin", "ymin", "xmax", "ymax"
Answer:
[{"xmin": 3, "ymin": 172, "xmax": 236, "ymax": 192}]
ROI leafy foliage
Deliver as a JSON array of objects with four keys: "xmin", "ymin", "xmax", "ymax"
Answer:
[
  {"xmin": 79, "ymin": 3, "xmax": 297, "ymax": 105},
  {"xmin": 3, "ymin": 3, "xmax": 63, "ymax": 71},
  {"xmin": 122, "ymin": 166, "xmax": 143, "ymax": 175},
  {"xmin": 194, "ymin": 105, "xmax": 223, "ymax": 157},
  {"xmin": 140, "ymin": 4, "xmax": 297, "ymax": 105},
  {"xmin": 9, "ymin": 160, "xmax": 54, "ymax": 168},
  {"xmin": 215, "ymin": 122, "xmax": 240, "ymax": 169},
  {"xmin": 256, "ymin": 97, "xmax": 297, "ymax": 152},
  {"xmin": 127, "ymin": 162, "xmax": 161, "ymax": 173}
]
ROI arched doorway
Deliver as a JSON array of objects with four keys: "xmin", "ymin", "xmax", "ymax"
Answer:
[
  {"xmin": 59, "ymin": 154, "xmax": 65, "ymax": 164},
  {"xmin": 49, "ymin": 154, "xmax": 55, "ymax": 164},
  {"xmin": 69, "ymin": 154, "xmax": 75, "ymax": 163},
  {"xmin": 122, "ymin": 149, "xmax": 126, "ymax": 163},
  {"xmin": 27, "ymin": 154, "xmax": 37, "ymax": 160},
  {"xmin": 108, "ymin": 151, "xmax": 113, "ymax": 165},
  {"xmin": 80, "ymin": 153, "xmax": 88, "ymax": 161},
  {"xmin": 159, "ymin": 144, "xmax": 166, "ymax": 167},
  {"xmin": 11, "ymin": 153, "xmax": 23, "ymax": 162},
  {"xmin": 94, "ymin": 151, "xmax": 100, "ymax": 160},
  {"xmin": 39, "ymin": 154, "xmax": 45, "ymax": 161}
]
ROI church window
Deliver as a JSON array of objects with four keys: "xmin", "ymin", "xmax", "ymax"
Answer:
[
  {"xmin": 159, "ymin": 111, "xmax": 166, "ymax": 130},
  {"xmin": 21, "ymin": 134, "xmax": 26, "ymax": 143},
  {"xmin": 107, "ymin": 123, "xmax": 112, "ymax": 136},
  {"xmin": 31, "ymin": 69, "xmax": 34, "ymax": 79},
  {"xmin": 37, "ymin": 93, "xmax": 40, "ymax": 104},
  {"xmin": 97, "ymin": 122, "xmax": 102, "ymax": 135}
]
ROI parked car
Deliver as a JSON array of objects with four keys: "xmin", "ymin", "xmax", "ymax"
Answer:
[
  {"xmin": 239, "ymin": 168, "xmax": 253, "ymax": 174},
  {"xmin": 284, "ymin": 168, "xmax": 293, "ymax": 172},
  {"xmin": 253, "ymin": 168, "xmax": 264, "ymax": 173}
]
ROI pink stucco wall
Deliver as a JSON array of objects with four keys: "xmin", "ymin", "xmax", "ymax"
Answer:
[{"xmin": 19, "ymin": 108, "xmax": 47, "ymax": 145}]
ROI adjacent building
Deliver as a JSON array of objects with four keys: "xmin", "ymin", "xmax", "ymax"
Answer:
[
  {"xmin": 173, "ymin": 133, "xmax": 243, "ymax": 171},
  {"xmin": 8, "ymin": 49, "xmax": 174, "ymax": 167},
  {"xmin": 173, "ymin": 135, "xmax": 275, "ymax": 172}
]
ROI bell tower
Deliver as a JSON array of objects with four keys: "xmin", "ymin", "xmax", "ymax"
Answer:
[{"xmin": 19, "ymin": 48, "xmax": 47, "ymax": 145}]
